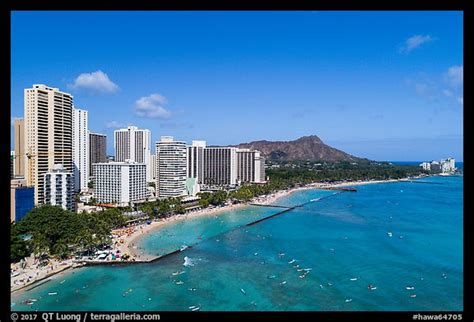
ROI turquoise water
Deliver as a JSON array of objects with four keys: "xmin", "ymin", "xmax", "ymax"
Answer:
[{"xmin": 11, "ymin": 176, "xmax": 463, "ymax": 311}]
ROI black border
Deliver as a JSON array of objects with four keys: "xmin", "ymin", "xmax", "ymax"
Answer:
[{"xmin": 2, "ymin": 1, "xmax": 472, "ymax": 321}]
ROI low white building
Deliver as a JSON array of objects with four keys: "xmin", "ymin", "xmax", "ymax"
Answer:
[
  {"xmin": 93, "ymin": 160, "xmax": 148, "ymax": 206},
  {"xmin": 43, "ymin": 164, "xmax": 74, "ymax": 211}
]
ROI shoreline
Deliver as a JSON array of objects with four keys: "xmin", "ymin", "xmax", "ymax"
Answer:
[{"xmin": 11, "ymin": 174, "xmax": 429, "ymax": 294}]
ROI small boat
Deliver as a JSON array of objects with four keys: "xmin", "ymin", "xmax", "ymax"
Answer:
[
  {"xmin": 176, "ymin": 281, "xmax": 184, "ymax": 285},
  {"xmin": 367, "ymin": 285, "xmax": 377, "ymax": 290},
  {"xmin": 191, "ymin": 307, "xmax": 200, "ymax": 311},
  {"xmin": 410, "ymin": 294, "xmax": 417, "ymax": 298},
  {"xmin": 299, "ymin": 275, "xmax": 306, "ymax": 279},
  {"xmin": 48, "ymin": 292, "xmax": 57, "ymax": 296},
  {"xmin": 345, "ymin": 299, "xmax": 353, "ymax": 303},
  {"xmin": 278, "ymin": 253, "xmax": 285, "ymax": 257},
  {"xmin": 350, "ymin": 278, "xmax": 358, "ymax": 281},
  {"xmin": 180, "ymin": 245, "xmax": 188, "ymax": 251},
  {"xmin": 280, "ymin": 281, "xmax": 287, "ymax": 285},
  {"xmin": 399, "ymin": 235, "xmax": 404, "ymax": 239},
  {"xmin": 406, "ymin": 286, "xmax": 415, "ymax": 290},
  {"xmin": 387, "ymin": 232, "xmax": 393, "ymax": 237},
  {"xmin": 319, "ymin": 284, "xmax": 324, "ymax": 289},
  {"xmin": 303, "ymin": 268, "xmax": 312, "ymax": 271},
  {"xmin": 254, "ymin": 252, "xmax": 258, "ymax": 256},
  {"xmin": 297, "ymin": 269, "xmax": 304, "ymax": 272},
  {"xmin": 172, "ymin": 271, "xmax": 180, "ymax": 276},
  {"xmin": 288, "ymin": 259, "xmax": 296, "ymax": 264},
  {"xmin": 327, "ymin": 282, "xmax": 333, "ymax": 286},
  {"xmin": 29, "ymin": 299, "xmax": 37, "ymax": 302},
  {"xmin": 240, "ymin": 288, "xmax": 246, "ymax": 295},
  {"xmin": 442, "ymin": 273, "xmax": 447, "ymax": 279},
  {"xmin": 188, "ymin": 288, "xmax": 197, "ymax": 291},
  {"xmin": 189, "ymin": 305, "xmax": 197, "ymax": 309},
  {"xmin": 267, "ymin": 275, "xmax": 276, "ymax": 279}
]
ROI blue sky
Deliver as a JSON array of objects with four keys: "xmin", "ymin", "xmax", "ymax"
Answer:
[{"xmin": 10, "ymin": 11, "xmax": 463, "ymax": 161}]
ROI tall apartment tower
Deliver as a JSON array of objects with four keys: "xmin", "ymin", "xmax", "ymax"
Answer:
[
  {"xmin": 203, "ymin": 147, "xmax": 238, "ymax": 186},
  {"xmin": 156, "ymin": 136, "xmax": 187, "ymax": 198},
  {"xmin": 73, "ymin": 108, "xmax": 89, "ymax": 192},
  {"xmin": 24, "ymin": 84, "xmax": 74, "ymax": 205},
  {"xmin": 14, "ymin": 118, "xmax": 25, "ymax": 177},
  {"xmin": 89, "ymin": 132, "xmax": 107, "ymax": 176},
  {"xmin": 236, "ymin": 149, "xmax": 266, "ymax": 183},
  {"xmin": 150, "ymin": 154, "xmax": 157, "ymax": 181},
  {"xmin": 43, "ymin": 164, "xmax": 74, "ymax": 211},
  {"xmin": 114, "ymin": 126, "xmax": 152, "ymax": 182},
  {"xmin": 187, "ymin": 140, "xmax": 206, "ymax": 184}
]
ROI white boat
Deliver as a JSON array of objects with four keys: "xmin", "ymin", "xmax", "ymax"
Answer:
[
  {"xmin": 176, "ymin": 281, "xmax": 184, "ymax": 285},
  {"xmin": 192, "ymin": 307, "xmax": 200, "ymax": 311},
  {"xmin": 303, "ymin": 268, "xmax": 312, "ymax": 271},
  {"xmin": 319, "ymin": 284, "xmax": 324, "ymax": 288},
  {"xmin": 240, "ymin": 288, "xmax": 246, "ymax": 295},
  {"xmin": 410, "ymin": 294, "xmax": 417, "ymax": 298},
  {"xmin": 299, "ymin": 275, "xmax": 306, "ymax": 279},
  {"xmin": 406, "ymin": 286, "xmax": 415, "ymax": 290},
  {"xmin": 180, "ymin": 245, "xmax": 188, "ymax": 251},
  {"xmin": 172, "ymin": 271, "xmax": 180, "ymax": 276},
  {"xmin": 189, "ymin": 305, "xmax": 197, "ymax": 309},
  {"xmin": 350, "ymin": 278, "xmax": 358, "ymax": 281},
  {"xmin": 387, "ymin": 232, "xmax": 393, "ymax": 237},
  {"xmin": 368, "ymin": 285, "xmax": 377, "ymax": 290},
  {"xmin": 48, "ymin": 292, "xmax": 57, "ymax": 296},
  {"xmin": 345, "ymin": 299, "xmax": 353, "ymax": 303},
  {"xmin": 254, "ymin": 252, "xmax": 258, "ymax": 256},
  {"xmin": 267, "ymin": 275, "xmax": 276, "ymax": 279},
  {"xmin": 280, "ymin": 281, "xmax": 287, "ymax": 285},
  {"xmin": 288, "ymin": 259, "xmax": 296, "ymax": 264}
]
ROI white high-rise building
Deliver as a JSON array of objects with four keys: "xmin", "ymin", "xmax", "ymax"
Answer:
[
  {"xmin": 93, "ymin": 161, "xmax": 148, "ymax": 206},
  {"xmin": 156, "ymin": 136, "xmax": 187, "ymax": 198},
  {"xmin": 419, "ymin": 162, "xmax": 431, "ymax": 171},
  {"xmin": 236, "ymin": 149, "xmax": 266, "ymax": 183},
  {"xmin": 114, "ymin": 126, "xmax": 152, "ymax": 182},
  {"xmin": 203, "ymin": 147, "xmax": 238, "ymax": 186},
  {"xmin": 187, "ymin": 140, "xmax": 206, "ymax": 184},
  {"xmin": 73, "ymin": 108, "xmax": 89, "ymax": 192},
  {"xmin": 24, "ymin": 84, "xmax": 74, "ymax": 205},
  {"xmin": 44, "ymin": 164, "xmax": 74, "ymax": 211}
]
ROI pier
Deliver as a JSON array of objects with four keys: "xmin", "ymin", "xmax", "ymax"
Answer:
[{"xmin": 248, "ymin": 203, "xmax": 292, "ymax": 209}]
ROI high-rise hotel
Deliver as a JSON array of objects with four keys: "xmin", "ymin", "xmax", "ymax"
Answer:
[
  {"xmin": 236, "ymin": 149, "xmax": 266, "ymax": 183},
  {"xmin": 24, "ymin": 84, "xmax": 74, "ymax": 205},
  {"xmin": 114, "ymin": 126, "xmax": 152, "ymax": 182},
  {"xmin": 89, "ymin": 132, "xmax": 107, "ymax": 177},
  {"xmin": 156, "ymin": 136, "xmax": 188, "ymax": 198},
  {"xmin": 203, "ymin": 147, "xmax": 238, "ymax": 186},
  {"xmin": 187, "ymin": 140, "xmax": 206, "ymax": 184},
  {"xmin": 73, "ymin": 108, "xmax": 89, "ymax": 192}
]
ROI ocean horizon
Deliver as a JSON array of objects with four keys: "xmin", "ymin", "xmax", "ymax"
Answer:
[{"xmin": 12, "ymin": 175, "xmax": 463, "ymax": 311}]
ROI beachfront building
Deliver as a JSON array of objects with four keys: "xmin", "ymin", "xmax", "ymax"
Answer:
[
  {"xmin": 93, "ymin": 161, "xmax": 148, "ymax": 206},
  {"xmin": 24, "ymin": 84, "xmax": 74, "ymax": 206},
  {"xmin": 236, "ymin": 148, "xmax": 266, "ymax": 183},
  {"xmin": 43, "ymin": 164, "xmax": 74, "ymax": 211},
  {"xmin": 89, "ymin": 132, "xmax": 107, "ymax": 177},
  {"xmin": 14, "ymin": 118, "xmax": 25, "ymax": 177},
  {"xmin": 10, "ymin": 178, "xmax": 34, "ymax": 222},
  {"xmin": 73, "ymin": 108, "xmax": 89, "ymax": 192},
  {"xmin": 114, "ymin": 126, "xmax": 153, "ymax": 182},
  {"xmin": 203, "ymin": 147, "xmax": 238, "ymax": 186},
  {"xmin": 187, "ymin": 140, "xmax": 206, "ymax": 184},
  {"xmin": 430, "ymin": 161, "xmax": 441, "ymax": 172},
  {"xmin": 156, "ymin": 136, "xmax": 188, "ymax": 198},
  {"xmin": 419, "ymin": 162, "xmax": 431, "ymax": 171}
]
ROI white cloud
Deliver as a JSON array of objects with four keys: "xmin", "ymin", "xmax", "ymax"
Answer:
[
  {"xmin": 69, "ymin": 70, "xmax": 119, "ymax": 93},
  {"xmin": 135, "ymin": 93, "xmax": 171, "ymax": 119},
  {"xmin": 105, "ymin": 121, "xmax": 124, "ymax": 129},
  {"xmin": 445, "ymin": 65, "xmax": 463, "ymax": 87},
  {"xmin": 457, "ymin": 97, "xmax": 463, "ymax": 105},
  {"xmin": 400, "ymin": 35, "xmax": 434, "ymax": 53}
]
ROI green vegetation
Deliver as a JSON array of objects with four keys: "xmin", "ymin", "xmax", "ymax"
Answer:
[
  {"xmin": 11, "ymin": 161, "xmax": 427, "ymax": 263},
  {"xmin": 11, "ymin": 205, "xmax": 127, "ymax": 262}
]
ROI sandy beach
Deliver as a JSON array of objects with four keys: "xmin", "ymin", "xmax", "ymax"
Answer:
[{"xmin": 11, "ymin": 175, "xmax": 424, "ymax": 293}]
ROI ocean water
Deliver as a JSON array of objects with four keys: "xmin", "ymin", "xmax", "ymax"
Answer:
[{"xmin": 11, "ymin": 176, "xmax": 463, "ymax": 311}]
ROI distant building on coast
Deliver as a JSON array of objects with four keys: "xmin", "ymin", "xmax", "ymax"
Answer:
[
  {"xmin": 73, "ymin": 107, "xmax": 89, "ymax": 192},
  {"xmin": 93, "ymin": 160, "xmax": 148, "ymax": 206},
  {"xmin": 236, "ymin": 149, "xmax": 266, "ymax": 183},
  {"xmin": 420, "ymin": 158, "xmax": 456, "ymax": 173},
  {"xmin": 43, "ymin": 164, "xmax": 74, "ymax": 211}
]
